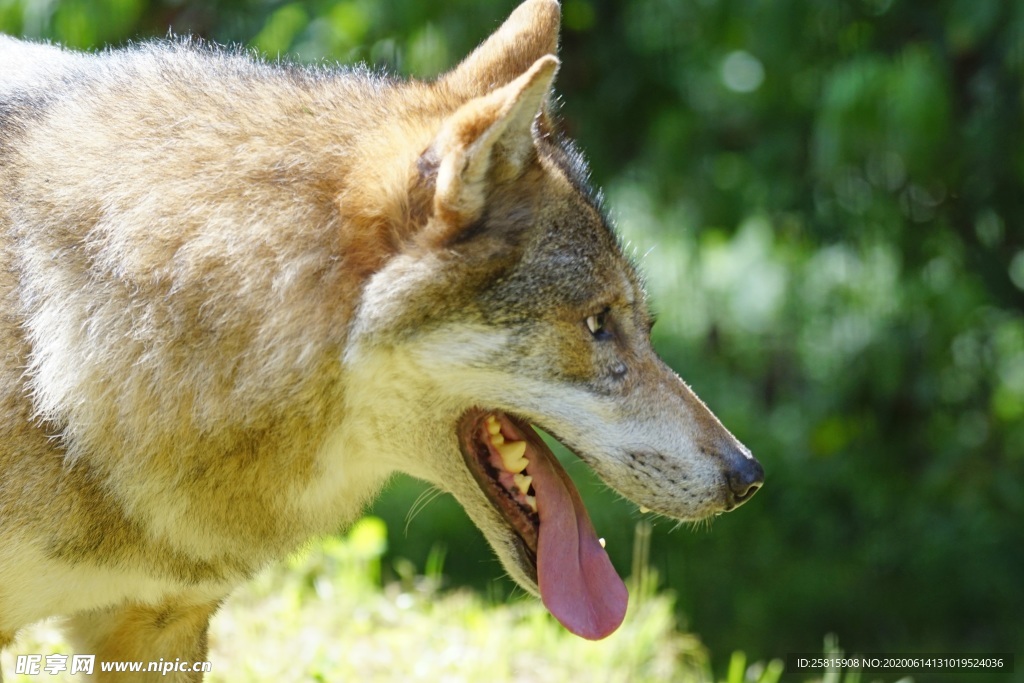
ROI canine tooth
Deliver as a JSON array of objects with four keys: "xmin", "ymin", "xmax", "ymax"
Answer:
[
  {"xmin": 599, "ymin": 538, "xmax": 606, "ymax": 548},
  {"xmin": 486, "ymin": 416, "xmax": 501, "ymax": 436},
  {"xmin": 490, "ymin": 433, "xmax": 505, "ymax": 446},
  {"xmin": 525, "ymin": 495, "xmax": 537, "ymax": 512},
  {"xmin": 497, "ymin": 441, "xmax": 528, "ymax": 472},
  {"xmin": 497, "ymin": 440, "xmax": 526, "ymax": 460},
  {"xmin": 513, "ymin": 473, "xmax": 532, "ymax": 495},
  {"xmin": 639, "ymin": 505, "xmax": 650, "ymax": 514}
]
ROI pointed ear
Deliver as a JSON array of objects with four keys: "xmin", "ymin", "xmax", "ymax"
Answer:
[
  {"xmin": 424, "ymin": 56, "xmax": 558, "ymax": 241},
  {"xmin": 443, "ymin": 0, "xmax": 560, "ymax": 99}
]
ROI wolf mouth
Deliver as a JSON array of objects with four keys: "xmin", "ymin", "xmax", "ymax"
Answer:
[{"xmin": 457, "ymin": 408, "xmax": 628, "ymax": 640}]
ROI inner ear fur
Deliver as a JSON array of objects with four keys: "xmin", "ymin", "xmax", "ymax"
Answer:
[
  {"xmin": 422, "ymin": 55, "xmax": 559, "ymax": 245},
  {"xmin": 443, "ymin": 0, "xmax": 561, "ymax": 99}
]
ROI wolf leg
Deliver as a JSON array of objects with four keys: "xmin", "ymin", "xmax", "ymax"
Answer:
[{"xmin": 65, "ymin": 598, "xmax": 220, "ymax": 682}]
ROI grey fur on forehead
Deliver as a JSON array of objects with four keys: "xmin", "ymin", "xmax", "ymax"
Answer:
[{"xmin": 483, "ymin": 210, "xmax": 641, "ymax": 315}]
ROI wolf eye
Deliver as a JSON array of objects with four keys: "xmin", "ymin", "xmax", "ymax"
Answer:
[{"xmin": 585, "ymin": 309, "xmax": 611, "ymax": 340}]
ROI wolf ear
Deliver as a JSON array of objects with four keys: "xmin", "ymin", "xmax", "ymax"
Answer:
[
  {"xmin": 423, "ymin": 55, "xmax": 558, "ymax": 240},
  {"xmin": 443, "ymin": 0, "xmax": 561, "ymax": 99}
]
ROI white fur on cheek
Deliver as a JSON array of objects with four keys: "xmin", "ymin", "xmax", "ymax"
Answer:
[{"xmin": 339, "ymin": 322, "xmax": 512, "ymax": 482}]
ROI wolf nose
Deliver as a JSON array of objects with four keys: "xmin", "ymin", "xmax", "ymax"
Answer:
[{"xmin": 723, "ymin": 445, "xmax": 763, "ymax": 509}]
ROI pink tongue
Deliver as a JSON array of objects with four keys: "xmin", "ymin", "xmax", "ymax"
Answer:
[{"xmin": 526, "ymin": 441, "xmax": 629, "ymax": 640}]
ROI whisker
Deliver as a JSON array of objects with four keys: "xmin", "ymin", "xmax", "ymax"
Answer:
[{"xmin": 404, "ymin": 486, "xmax": 445, "ymax": 536}]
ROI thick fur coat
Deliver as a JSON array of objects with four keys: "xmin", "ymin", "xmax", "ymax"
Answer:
[{"xmin": 0, "ymin": 1, "xmax": 762, "ymax": 678}]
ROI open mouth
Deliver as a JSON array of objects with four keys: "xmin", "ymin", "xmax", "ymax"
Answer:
[{"xmin": 457, "ymin": 408, "xmax": 629, "ymax": 640}]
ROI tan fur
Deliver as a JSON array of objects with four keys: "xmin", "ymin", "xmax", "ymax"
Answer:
[
  {"xmin": 65, "ymin": 599, "xmax": 218, "ymax": 682},
  {"xmin": 0, "ymin": 0, "xmax": 761, "ymax": 676}
]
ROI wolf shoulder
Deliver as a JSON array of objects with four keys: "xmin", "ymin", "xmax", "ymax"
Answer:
[
  {"xmin": 0, "ymin": 34, "xmax": 392, "ymax": 157},
  {"xmin": 0, "ymin": 34, "xmax": 379, "ymax": 97},
  {"xmin": 0, "ymin": 35, "xmax": 94, "ymax": 97}
]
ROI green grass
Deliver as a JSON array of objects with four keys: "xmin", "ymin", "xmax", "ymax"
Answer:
[
  {"xmin": 3, "ymin": 518, "xmax": 881, "ymax": 683},
  {"xmin": 203, "ymin": 518, "xmax": 713, "ymax": 682}
]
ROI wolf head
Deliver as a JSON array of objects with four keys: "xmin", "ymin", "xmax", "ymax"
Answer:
[{"xmin": 342, "ymin": 0, "xmax": 763, "ymax": 640}]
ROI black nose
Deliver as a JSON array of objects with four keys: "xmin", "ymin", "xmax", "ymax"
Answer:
[{"xmin": 723, "ymin": 445, "xmax": 764, "ymax": 509}]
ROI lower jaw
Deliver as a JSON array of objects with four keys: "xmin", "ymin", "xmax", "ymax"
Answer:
[{"xmin": 456, "ymin": 406, "xmax": 629, "ymax": 640}]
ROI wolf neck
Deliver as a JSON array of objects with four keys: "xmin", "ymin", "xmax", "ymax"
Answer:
[{"xmin": 8, "ymin": 59, "xmax": 462, "ymax": 565}]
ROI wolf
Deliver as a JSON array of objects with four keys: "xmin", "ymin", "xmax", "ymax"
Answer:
[{"xmin": 0, "ymin": 0, "xmax": 762, "ymax": 678}]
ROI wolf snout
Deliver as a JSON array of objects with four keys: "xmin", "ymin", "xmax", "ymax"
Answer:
[{"xmin": 722, "ymin": 443, "xmax": 764, "ymax": 509}]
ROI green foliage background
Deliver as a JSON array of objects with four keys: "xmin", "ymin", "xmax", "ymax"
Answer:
[{"xmin": 3, "ymin": 0, "xmax": 1021, "ymax": 673}]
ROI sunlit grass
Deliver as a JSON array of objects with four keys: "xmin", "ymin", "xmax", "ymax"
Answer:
[{"xmin": 205, "ymin": 517, "xmax": 710, "ymax": 682}]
